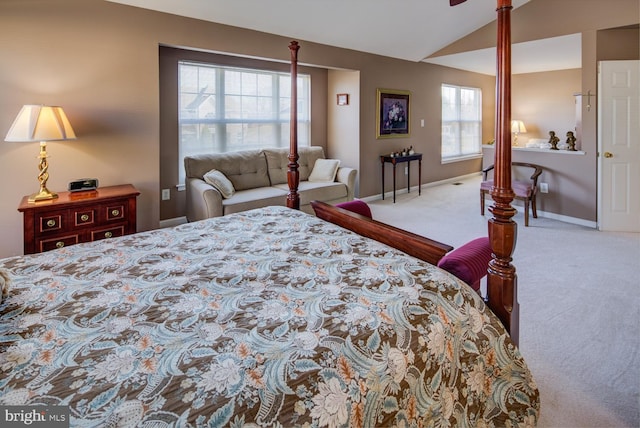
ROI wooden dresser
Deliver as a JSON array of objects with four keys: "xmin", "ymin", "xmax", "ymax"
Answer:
[{"xmin": 18, "ymin": 184, "xmax": 140, "ymax": 255}]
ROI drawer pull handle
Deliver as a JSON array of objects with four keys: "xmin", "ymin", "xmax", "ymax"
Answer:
[
  {"xmin": 111, "ymin": 209, "xmax": 120, "ymax": 217},
  {"xmin": 80, "ymin": 214, "xmax": 90, "ymax": 222},
  {"xmin": 47, "ymin": 219, "xmax": 57, "ymax": 227},
  {"xmin": 104, "ymin": 231, "xmax": 113, "ymax": 238},
  {"xmin": 56, "ymin": 241, "xmax": 65, "ymax": 249}
]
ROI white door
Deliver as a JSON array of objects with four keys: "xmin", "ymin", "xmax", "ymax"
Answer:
[{"xmin": 597, "ymin": 60, "xmax": 640, "ymax": 232}]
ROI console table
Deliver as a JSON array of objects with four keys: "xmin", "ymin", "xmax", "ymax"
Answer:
[{"xmin": 380, "ymin": 153, "xmax": 422, "ymax": 203}]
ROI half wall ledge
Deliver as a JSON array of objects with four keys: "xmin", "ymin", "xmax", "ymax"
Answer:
[{"xmin": 482, "ymin": 145, "xmax": 586, "ymax": 155}]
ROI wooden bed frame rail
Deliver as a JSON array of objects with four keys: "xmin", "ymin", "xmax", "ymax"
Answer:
[{"xmin": 310, "ymin": 200, "xmax": 453, "ymax": 266}]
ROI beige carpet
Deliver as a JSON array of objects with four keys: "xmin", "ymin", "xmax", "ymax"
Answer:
[{"xmin": 366, "ymin": 175, "xmax": 640, "ymax": 428}]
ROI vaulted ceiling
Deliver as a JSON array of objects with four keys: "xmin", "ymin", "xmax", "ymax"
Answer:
[{"xmin": 107, "ymin": 0, "xmax": 582, "ymax": 75}]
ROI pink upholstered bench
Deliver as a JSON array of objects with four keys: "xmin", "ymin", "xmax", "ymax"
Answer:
[{"xmin": 437, "ymin": 237, "xmax": 492, "ymax": 294}]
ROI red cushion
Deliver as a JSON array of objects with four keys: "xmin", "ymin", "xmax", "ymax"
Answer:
[
  {"xmin": 437, "ymin": 237, "xmax": 492, "ymax": 292},
  {"xmin": 335, "ymin": 200, "xmax": 373, "ymax": 219}
]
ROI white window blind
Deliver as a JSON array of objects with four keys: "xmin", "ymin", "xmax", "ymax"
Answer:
[
  {"xmin": 441, "ymin": 84, "xmax": 482, "ymax": 161},
  {"xmin": 178, "ymin": 62, "xmax": 310, "ymax": 184}
]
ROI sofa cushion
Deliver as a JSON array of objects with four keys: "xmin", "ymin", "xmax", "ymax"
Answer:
[
  {"xmin": 309, "ymin": 159, "xmax": 340, "ymax": 182},
  {"xmin": 203, "ymin": 169, "xmax": 235, "ymax": 198},
  {"xmin": 273, "ymin": 181, "xmax": 348, "ymax": 205},
  {"xmin": 264, "ymin": 146, "xmax": 325, "ymax": 185},
  {"xmin": 222, "ymin": 187, "xmax": 289, "ymax": 215},
  {"xmin": 184, "ymin": 150, "xmax": 270, "ymax": 191}
]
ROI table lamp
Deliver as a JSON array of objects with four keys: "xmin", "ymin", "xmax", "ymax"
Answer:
[
  {"xmin": 5, "ymin": 105, "xmax": 76, "ymax": 202},
  {"xmin": 511, "ymin": 120, "xmax": 527, "ymax": 145}
]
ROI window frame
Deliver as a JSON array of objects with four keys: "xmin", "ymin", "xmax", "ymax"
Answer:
[
  {"xmin": 177, "ymin": 61, "xmax": 311, "ymax": 186},
  {"xmin": 441, "ymin": 83, "xmax": 483, "ymax": 163}
]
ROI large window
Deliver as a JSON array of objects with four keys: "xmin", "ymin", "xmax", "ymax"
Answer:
[
  {"xmin": 441, "ymin": 84, "xmax": 482, "ymax": 161},
  {"xmin": 178, "ymin": 62, "xmax": 311, "ymax": 184}
]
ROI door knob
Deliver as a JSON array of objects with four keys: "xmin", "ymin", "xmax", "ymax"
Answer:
[{"xmin": 604, "ymin": 152, "xmax": 613, "ymax": 158}]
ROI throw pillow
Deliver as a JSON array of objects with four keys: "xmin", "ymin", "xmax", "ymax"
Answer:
[
  {"xmin": 0, "ymin": 268, "xmax": 10, "ymax": 302},
  {"xmin": 308, "ymin": 159, "xmax": 340, "ymax": 183},
  {"xmin": 203, "ymin": 169, "xmax": 235, "ymax": 199}
]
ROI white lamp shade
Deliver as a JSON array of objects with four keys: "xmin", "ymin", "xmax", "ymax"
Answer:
[
  {"xmin": 511, "ymin": 120, "xmax": 527, "ymax": 134},
  {"xmin": 5, "ymin": 105, "xmax": 76, "ymax": 142}
]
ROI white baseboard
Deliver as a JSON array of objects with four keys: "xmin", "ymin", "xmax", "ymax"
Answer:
[
  {"xmin": 159, "ymin": 216, "xmax": 187, "ymax": 228},
  {"xmin": 485, "ymin": 198, "xmax": 597, "ymax": 228},
  {"xmin": 360, "ymin": 171, "xmax": 597, "ymax": 228},
  {"xmin": 534, "ymin": 210, "xmax": 597, "ymax": 228},
  {"xmin": 360, "ymin": 172, "xmax": 482, "ymax": 203},
  {"xmin": 422, "ymin": 172, "xmax": 483, "ymax": 189}
]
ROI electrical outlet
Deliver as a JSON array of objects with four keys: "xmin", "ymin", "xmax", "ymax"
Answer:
[
  {"xmin": 161, "ymin": 189, "xmax": 170, "ymax": 200},
  {"xmin": 404, "ymin": 166, "xmax": 408, "ymax": 175},
  {"xmin": 539, "ymin": 182, "xmax": 549, "ymax": 193}
]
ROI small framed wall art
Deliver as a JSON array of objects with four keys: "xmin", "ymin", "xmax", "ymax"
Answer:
[
  {"xmin": 337, "ymin": 93, "xmax": 349, "ymax": 106},
  {"xmin": 376, "ymin": 88, "xmax": 410, "ymax": 138}
]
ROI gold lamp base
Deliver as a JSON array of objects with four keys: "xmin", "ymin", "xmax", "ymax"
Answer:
[
  {"xmin": 27, "ymin": 141, "xmax": 58, "ymax": 203},
  {"xmin": 28, "ymin": 188, "xmax": 58, "ymax": 203}
]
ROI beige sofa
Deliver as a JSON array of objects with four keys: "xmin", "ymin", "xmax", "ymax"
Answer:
[{"xmin": 184, "ymin": 146, "xmax": 357, "ymax": 222}]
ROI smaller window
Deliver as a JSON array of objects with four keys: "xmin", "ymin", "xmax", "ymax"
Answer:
[{"xmin": 441, "ymin": 84, "xmax": 482, "ymax": 161}]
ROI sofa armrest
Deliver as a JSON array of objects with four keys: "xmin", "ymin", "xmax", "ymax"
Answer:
[
  {"xmin": 336, "ymin": 167, "xmax": 357, "ymax": 200},
  {"xmin": 185, "ymin": 178, "xmax": 224, "ymax": 222}
]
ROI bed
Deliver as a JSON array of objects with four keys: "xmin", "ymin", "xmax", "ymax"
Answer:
[
  {"xmin": 0, "ymin": 205, "xmax": 538, "ymax": 426},
  {"xmin": 1, "ymin": 1, "xmax": 538, "ymax": 425}
]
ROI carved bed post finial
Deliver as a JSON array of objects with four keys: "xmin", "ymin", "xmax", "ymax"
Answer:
[
  {"xmin": 287, "ymin": 40, "xmax": 301, "ymax": 210},
  {"xmin": 487, "ymin": 0, "xmax": 520, "ymax": 344}
]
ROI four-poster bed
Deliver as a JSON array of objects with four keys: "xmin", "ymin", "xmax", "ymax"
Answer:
[
  {"xmin": 0, "ymin": 1, "xmax": 537, "ymax": 426},
  {"xmin": 288, "ymin": 0, "xmax": 521, "ymax": 342}
]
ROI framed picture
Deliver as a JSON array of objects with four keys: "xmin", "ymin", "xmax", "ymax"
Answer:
[
  {"xmin": 376, "ymin": 88, "xmax": 410, "ymax": 138},
  {"xmin": 337, "ymin": 93, "xmax": 349, "ymax": 106}
]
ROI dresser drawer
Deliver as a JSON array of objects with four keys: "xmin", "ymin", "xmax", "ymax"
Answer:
[
  {"xmin": 90, "ymin": 225, "xmax": 125, "ymax": 242},
  {"xmin": 74, "ymin": 208, "xmax": 96, "ymax": 227},
  {"xmin": 36, "ymin": 210, "xmax": 67, "ymax": 235},
  {"xmin": 103, "ymin": 202, "xmax": 127, "ymax": 222},
  {"xmin": 38, "ymin": 235, "xmax": 80, "ymax": 252}
]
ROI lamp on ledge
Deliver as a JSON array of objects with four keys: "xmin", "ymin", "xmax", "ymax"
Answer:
[
  {"xmin": 511, "ymin": 120, "xmax": 527, "ymax": 145},
  {"xmin": 5, "ymin": 105, "xmax": 77, "ymax": 202}
]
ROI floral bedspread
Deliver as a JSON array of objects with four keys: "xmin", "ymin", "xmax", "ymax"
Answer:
[{"xmin": 0, "ymin": 206, "xmax": 539, "ymax": 427}]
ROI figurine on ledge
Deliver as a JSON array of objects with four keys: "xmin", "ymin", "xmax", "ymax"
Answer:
[
  {"xmin": 566, "ymin": 131, "xmax": 577, "ymax": 151},
  {"xmin": 548, "ymin": 130, "xmax": 560, "ymax": 150}
]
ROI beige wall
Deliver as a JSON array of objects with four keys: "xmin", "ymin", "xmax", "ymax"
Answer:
[
  {"xmin": 1, "ymin": 1, "xmax": 637, "ymax": 257},
  {"xmin": 0, "ymin": 0, "xmax": 487, "ymax": 258},
  {"xmin": 483, "ymin": 27, "xmax": 639, "ymax": 223},
  {"xmin": 438, "ymin": 0, "xmax": 638, "ymax": 224},
  {"xmin": 328, "ymin": 70, "xmax": 361, "ymax": 196},
  {"xmin": 483, "ymin": 69, "xmax": 590, "ymax": 220},
  {"xmin": 511, "ymin": 69, "xmax": 582, "ymax": 145}
]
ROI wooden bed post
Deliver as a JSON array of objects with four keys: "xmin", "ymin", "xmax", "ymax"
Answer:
[
  {"xmin": 287, "ymin": 40, "xmax": 301, "ymax": 210},
  {"xmin": 487, "ymin": 0, "xmax": 520, "ymax": 344}
]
